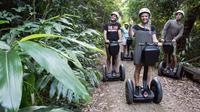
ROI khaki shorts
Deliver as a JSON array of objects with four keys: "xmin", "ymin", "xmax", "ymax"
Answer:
[{"xmin": 122, "ymin": 38, "xmax": 127, "ymax": 45}]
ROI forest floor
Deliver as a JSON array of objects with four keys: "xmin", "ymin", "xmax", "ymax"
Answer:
[{"xmin": 83, "ymin": 57, "xmax": 200, "ymax": 112}]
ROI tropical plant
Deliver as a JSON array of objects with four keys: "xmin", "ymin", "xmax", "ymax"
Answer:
[{"xmin": 0, "ymin": 12, "xmax": 105, "ymax": 111}]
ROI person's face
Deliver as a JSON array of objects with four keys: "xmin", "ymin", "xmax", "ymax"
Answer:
[
  {"xmin": 111, "ymin": 14, "xmax": 117, "ymax": 21},
  {"xmin": 125, "ymin": 24, "xmax": 129, "ymax": 29},
  {"xmin": 176, "ymin": 13, "xmax": 183, "ymax": 21},
  {"xmin": 140, "ymin": 13, "xmax": 150, "ymax": 24}
]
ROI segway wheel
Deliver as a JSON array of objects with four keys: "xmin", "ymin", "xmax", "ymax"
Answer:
[
  {"xmin": 121, "ymin": 52, "xmax": 124, "ymax": 61},
  {"xmin": 158, "ymin": 61, "xmax": 164, "ymax": 76},
  {"xmin": 102, "ymin": 65, "xmax": 107, "ymax": 82},
  {"xmin": 150, "ymin": 77, "xmax": 163, "ymax": 104},
  {"xmin": 125, "ymin": 79, "xmax": 134, "ymax": 104},
  {"xmin": 175, "ymin": 63, "xmax": 183, "ymax": 79},
  {"xmin": 119, "ymin": 64, "xmax": 125, "ymax": 81},
  {"xmin": 131, "ymin": 52, "xmax": 134, "ymax": 60}
]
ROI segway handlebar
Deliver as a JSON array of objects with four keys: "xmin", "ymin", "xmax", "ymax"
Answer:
[
  {"xmin": 138, "ymin": 42, "xmax": 158, "ymax": 46},
  {"xmin": 105, "ymin": 40, "xmax": 122, "ymax": 44}
]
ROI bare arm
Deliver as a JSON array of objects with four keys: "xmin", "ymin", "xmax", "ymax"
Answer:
[
  {"xmin": 104, "ymin": 30, "xmax": 109, "ymax": 43},
  {"xmin": 118, "ymin": 29, "xmax": 122, "ymax": 42},
  {"xmin": 153, "ymin": 34, "xmax": 162, "ymax": 46},
  {"xmin": 128, "ymin": 25, "xmax": 135, "ymax": 39}
]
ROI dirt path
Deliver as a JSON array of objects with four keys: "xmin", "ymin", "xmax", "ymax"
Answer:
[{"xmin": 83, "ymin": 60, "xmax": 200, "ymax": 112}]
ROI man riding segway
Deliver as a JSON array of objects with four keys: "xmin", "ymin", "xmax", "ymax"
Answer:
[
  {"xmin": 159, "ymin": 10, "xmax": 184, "ymax": 79},
  {"xmin": 102, "ymin": 11, "xmax": 125, "ymax": 81}
]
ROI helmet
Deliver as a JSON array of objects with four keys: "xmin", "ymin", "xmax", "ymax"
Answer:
[
  {"xmin": 139, "ymin": 8, "xmax": 151, "ymax": 16},
  {"xmin": 124, "ymin": 22, "xmax": 129, "ymax": 25},
  {"xmin": 176, "ymin": 10, "xmax": 184, "ymax": 16},
  {"xmin": 111, "ymin": 11, "xmax": 120, "ymax": 19}
]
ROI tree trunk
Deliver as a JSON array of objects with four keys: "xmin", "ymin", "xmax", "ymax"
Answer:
[{"xmin": 177, "ymin": 5, "xmax": 200, "ymax": 51}]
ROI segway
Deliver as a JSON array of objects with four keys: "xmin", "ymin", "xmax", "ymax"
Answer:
[
  {"xmin": 103, "ymin": 41, "xmax": 125, "ymax": 81},
  {"xmin": 125, "ymin": 42, "xmax": 163, "ymax": 104},
  {"xmin": 158, "ymin": 42, "xmax": 183, "ymax": 79},
  {"xmin": 121, "ymin": 38, "xmax": 134, "ymax": 61}
]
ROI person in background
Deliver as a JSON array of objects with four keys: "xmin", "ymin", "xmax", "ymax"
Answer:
[
  {"xmin": 161, "ymin": 10, "xmax": 184, "ymax": 72},
  {"xmin": 121, "ymin": 23, "xmax": 130, "ymax": 55},
  {"xmin": 103, "ymin": 11, "xmax": 122, "ymax": 74}
]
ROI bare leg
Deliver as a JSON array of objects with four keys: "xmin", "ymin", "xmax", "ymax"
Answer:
[
  {"xmin": 123, "ymin": 45, "xmax": 126, "ymax": 53},
  {"xmin": 134, "ymin": 64, "xmax": 142, "ymax": 86},
  {"xmin": 105, "ymin": 44, "xmax": 112, "ymax": 72}
]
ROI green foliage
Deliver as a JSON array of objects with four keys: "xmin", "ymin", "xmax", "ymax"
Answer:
[
  {"xmin": 19, "ymin": 106, "xmax": 73, "ymax": 112},
  {"xmin": 0, "ymin": 20, "xmax": 9, "ymax": 24},
  {"xmin": 0, "ymin": 49, "xmax": 23, "ymax": 112},
  {"xmin": 0, "ymin": 12, "xmax": 106, "ymax": 112},
  {"xmin": 19, "ymin": 41, "xmax": 90, "ymax": 100}
]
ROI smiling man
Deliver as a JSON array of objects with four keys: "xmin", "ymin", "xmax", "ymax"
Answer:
[{"xmin": 103, "ymin": 11, "xmax": 122, "ymax": 74}]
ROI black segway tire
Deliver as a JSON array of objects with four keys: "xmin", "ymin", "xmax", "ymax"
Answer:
[
  {"xmin": 102, "ymin": 65, "xmax": 107, "ymax": 82},
  {"xmin": 158, "ymin": 61, "xmax": 164, "ymax": 76},
  {"xmin": 150, "ymin": 77, "xmax": 163, "ymax": 104},
  {"xmin": 120, "ymin": 64, "xmax": 125, "ymax": 81},
  {"xmin": 121, "ymin": 52, "xmax": 124, "ymax": 61},
  {"xmin": 125, "ymin": 79, "xmax": 134, "ymax": 104},
  {"xmin": 176, "ymin": 63, "xmax": 183, "ymax": 79}
]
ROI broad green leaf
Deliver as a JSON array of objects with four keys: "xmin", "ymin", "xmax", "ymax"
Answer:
[
  {"xmin": 37, "ymin": 75, "xmax": 52, "ymax": 90},
  {"xmin": 59, "ymin": 18, "xmax": 73, "ymax": 26},
  {"xmin": 0, "ymin": 20, "xmax": 9, "ymax": 24},
  {"xmin": 65, "ymin": 37, "xmax": 106, "ymax": 55},
  {"xmin": 20, "ymin": 34, "xmax": 63, "ymax": 42},
  {"xmin": 80, "ymin": 29, "xmax": 100, "ymax": 36},
  {"xmin": 49, "ymin": 108, "xmax": 72, "ymax": 112},
  {"xmin": 20, "ymin": 34, "xmax": 105, "ymax": 55},
  {"xmin": 19, "ymin": 41, "xmax": 90, "ymax": 101},
  {"xmin": 0, "ymin": 49, "xmax": 23, "ymax": 112},
  {"xmin": 45, "ymin": 14, "xmax": 80, "ymax": 22},
  {"xmin": 19, "ymin": 106, "xmax": 72, "ymax": 112},
  {"xmin": 49, "ymin": 80, "xmax": 57, "ymax": 98},
  {"xmin": 53, "ymin": 23, "xmax": 65, "ymax": 33},
  {"xmin": 65, "ymin": 50, "xmax": 83, "ymax": 69},
  {"xmin": 0, "ymin": 41, "xmax": 10, "ymax": 50}
]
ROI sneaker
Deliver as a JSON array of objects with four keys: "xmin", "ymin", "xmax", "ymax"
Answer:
[
  {"xmin": 106, "ymin": 72, "xmax": 112, "ymax": 77},
  {"xmin": 135, "ymin": 86, "xmax": 141, "ymax": 96}
]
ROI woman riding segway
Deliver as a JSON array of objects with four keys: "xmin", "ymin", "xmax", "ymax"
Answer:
[{"xmin": 126, "ymin": 8, "xmax": 163, "ymax": 104}]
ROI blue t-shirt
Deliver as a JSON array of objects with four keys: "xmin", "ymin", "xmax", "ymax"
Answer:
[{"xmin": 121, "ymin": 27, "xmax": 129, "ymax": 39}]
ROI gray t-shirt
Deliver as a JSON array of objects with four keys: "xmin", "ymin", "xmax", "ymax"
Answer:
[{"xmin": 162, "ymin": 19, "xmax": 184, "ymax": 41}]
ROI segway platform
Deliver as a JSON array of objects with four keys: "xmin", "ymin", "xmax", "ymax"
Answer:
[
  {"xmin": 121, "ymin": 39, "xmax": 134, "ymax": 61},
  {"xmin": 103, "ymin": 41, "xmax": 125, "ymax": 81},
  {"xmin": 158, "ymin": 42, "xmax": 183, "ymax": 79}
]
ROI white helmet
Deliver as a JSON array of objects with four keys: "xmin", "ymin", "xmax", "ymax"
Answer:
[
  {"xmin": 176, "ymin": 10, "xmax": 184, "ymax": 16},
  {"xmin": 111, "ymin": 11, "xmax": 120, "ymax": 19},
  {"xmin": 124, "ymin": 22, "xmax": 129, "ymax": 25},
  {"xmin": 139, "ymin": 8, "xmax": 151, "ymax": 16}
]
